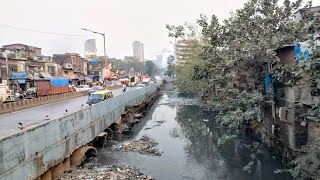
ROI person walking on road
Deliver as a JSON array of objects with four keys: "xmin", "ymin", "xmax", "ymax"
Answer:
[{"xmin": 122, "ymin": 84, "xmax": 126, "ymax": 92}]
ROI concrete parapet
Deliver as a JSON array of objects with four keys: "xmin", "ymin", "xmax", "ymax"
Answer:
[{"xmin": 0, "ymin": 90, "xmax": 91, "ymax": 115}]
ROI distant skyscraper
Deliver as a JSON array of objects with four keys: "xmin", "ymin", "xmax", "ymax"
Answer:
[
  {"xmin": 156, "ymin": 55, "xmax": 163, "ymax": 68},
  {"xmin": 133, "ymin": 41, "xmax": 144, "ymax": 61},
  {"xmin": 84, "ymin": 39, "xmax": 97, "ymax": 58}
]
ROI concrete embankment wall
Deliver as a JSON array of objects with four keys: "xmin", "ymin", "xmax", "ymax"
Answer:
[
  {"xmin": 0, "ymin": 84, "xmax": 159, "ymax": 180},
  {"xmin": 0, "ymin": 85, "xmax": 122, "ymax": 115}
]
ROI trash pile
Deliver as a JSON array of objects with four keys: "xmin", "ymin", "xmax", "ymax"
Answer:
[
  {"xmin": 111, "ymin": 135, "xmax": 163, "ymax": 156},
  {"xmin": 61, "ymin": 164, "xmax": 154, "ymax": 180}
]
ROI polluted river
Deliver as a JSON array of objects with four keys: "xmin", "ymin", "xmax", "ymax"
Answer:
[{"xmin": 62, "ymin": 90, "xmax": 291, "ymax": 180}]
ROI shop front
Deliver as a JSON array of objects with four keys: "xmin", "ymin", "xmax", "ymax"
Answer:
[{"xmin": 10, "ymin": 72, "xmax": 27, "ymax": 91}]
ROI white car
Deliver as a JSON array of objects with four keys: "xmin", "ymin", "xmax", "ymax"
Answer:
[{"xmin": 75, "ymin": 85, "xmax": 90, "ymax": 92}]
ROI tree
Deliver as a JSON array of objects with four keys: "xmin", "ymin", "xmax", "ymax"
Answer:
[
  {"xmin": 167, "ymin": 55, "xmax": 175, "ymax": 65},
  {"xmin": 145, "ymin": 60, "xmax": 157, "ymax": 76},
  {"xmin": 124, "ymin": 56, "xmax": 145, "ymax": 73},
  {"xmin": 165, "ymin": 55, "xmax": 176, "ymax": 78},
  {"xmin": 167, "ymin": 0, "xmax": 318, "ymax": 178}
]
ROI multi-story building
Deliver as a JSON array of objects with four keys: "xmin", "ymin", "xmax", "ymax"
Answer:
[
  {"xmin": 53, "ymin": 53, "xmax": 87, "ymax": 79},
  {"xmin": 133, "ymin": 41, "xmax": 144, "ymax": 61},
  {"xmin": 2, "ymin": 43, "xmax": 41, "ymax": 60},
  {"xmin": 87, "ymin": 59, "xmax": 103, "ymax": 82},
  {"xmin": 0, "ymin": 44, "xmax": 58, "ymax": 90},
  {"xmin": 155, "ymin": 55, "xmax": 163, "ymax": 68},
  {"xmin": 84, "ymin": 39, "xmax": 97, "ymax": 58},
  {"xmin": 174, "ymin": 39, "xmax": 198, "ymax": 65}
]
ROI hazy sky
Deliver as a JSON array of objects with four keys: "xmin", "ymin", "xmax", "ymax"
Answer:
[{"xmin": 1, "ymin": 0, "xmax": 320, "ymax": 60}]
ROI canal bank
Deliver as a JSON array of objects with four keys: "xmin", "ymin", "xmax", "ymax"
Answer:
[{"xmin": 67, "ymin": 90, "xmax": 292, "ymax": 180}]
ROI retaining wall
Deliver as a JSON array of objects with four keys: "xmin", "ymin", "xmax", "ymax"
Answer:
[{"xmin": 0, "ymin": 83, "xmax": 159, "ymax": 180}]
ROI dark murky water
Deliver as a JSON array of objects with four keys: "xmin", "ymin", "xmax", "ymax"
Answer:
[{"xmin": 98, "ymin": 92, "xmax": 291, "ymax": 180}]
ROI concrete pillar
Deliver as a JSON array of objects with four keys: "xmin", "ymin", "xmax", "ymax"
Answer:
[
  {"xmin": 51, "ymin": 162, "xmax": 64, "ymax": 180},
  {"xmin": 40, "ymin": 169, "xmax": 52, "ymax": 180},
  {"xmin": 63, "ymin": 157, "xmax": 71, "ymax": 172},
  {"xmin": 70, "ymin": 148, "xmax": 82, "ymax": 167}
]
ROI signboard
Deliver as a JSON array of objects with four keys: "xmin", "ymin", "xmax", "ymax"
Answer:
[
  {"xmin": 11, "ymin": 72, "xmax": 27, "ymax": 79},
  {"xmin": 17, "ymin": 80, "xmax": 26, "ymax": 84}
]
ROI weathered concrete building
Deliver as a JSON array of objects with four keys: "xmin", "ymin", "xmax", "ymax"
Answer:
[
  {"xmin": 2, "ymin": 43, "xmax": 41, "ymax": 59},
  {"xmin": 53, "ymin": 53, "xmax": 87, "ymax": 79},
  {"xmin": 0, "ymin": 44, "xmax": 60, "ymax": 90},
  {"xmin": 261, "ymin": 43, "xmax": 320, "ymax": 157}
]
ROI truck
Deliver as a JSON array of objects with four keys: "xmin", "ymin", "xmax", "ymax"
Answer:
[
  {"xmin": 36, "ymin": 78, "xmax": 72, "ymax": 97},
  {"xmin": 141, "ymin": 77, "xmax": 151, "ymax": 86}
]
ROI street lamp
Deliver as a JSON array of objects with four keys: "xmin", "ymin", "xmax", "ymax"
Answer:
[{"xmin": 81, "ymin": 28, "xmax": 107, "ymax": 63}]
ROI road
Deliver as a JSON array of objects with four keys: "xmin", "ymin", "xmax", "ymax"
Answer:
[{"xmin": 0, "ymin": 87, "xmax": 138, "ymax": 138}]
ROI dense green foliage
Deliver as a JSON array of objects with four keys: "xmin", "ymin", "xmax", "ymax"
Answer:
[
  {"xmin": 165, "ymin": 55, "xmax": 176, "ymax": 77},
  {"xmin": 167, "ymin": 0, "xmax": 320, "ymax": 179},
  {"xmin": 145, "ymin": 60, "xmax": 157, "ymax": 76},
  {"xmin": 98, "ymin": 56, "xmax": 158, "ymax": 76}
]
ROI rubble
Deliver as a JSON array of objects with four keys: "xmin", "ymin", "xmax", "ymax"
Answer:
[
  {"xmin": 61, "ymin": 164, "xmax": 154, "ymax": 180},
  {"xmin": 111, "ymin": 135, "xmax": 163, "ymax": 156},
  {"xmin": 134, "ymin": 114, "xmax": 144, "ymax": 119}
]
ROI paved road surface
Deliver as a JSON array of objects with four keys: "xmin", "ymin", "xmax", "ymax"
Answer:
[{"xmin": 0, "ymin": 87, "xmax": 138, "ymax": 138}]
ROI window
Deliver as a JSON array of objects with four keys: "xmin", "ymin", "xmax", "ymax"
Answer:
[{"xmin": 89, "ymin": 94, "xmax": 103, "ymax": 100}]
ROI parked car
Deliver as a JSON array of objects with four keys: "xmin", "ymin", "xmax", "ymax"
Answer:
[
  {"xmin": 75, "ymin": 85, "xmax": 90, "ymax": 92},
  {"xmin": 88, "ymin": 86, "xmax": 103, "ymax": 94}
]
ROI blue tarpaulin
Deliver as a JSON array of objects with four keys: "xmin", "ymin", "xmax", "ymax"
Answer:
[
  {"xmin": 50, "ymin": 78, "xmax": 69, "ymax": 87},
  {"xmin": 294, "ymin": 44, "xmax": 301, "ymax": 57},
  {"xmin": 89, "ymin": 59, "xmax": 97, "ymax": 65},
  {"xmin": 303, "ymin": 49, "xmax": 310, "ymax": 61},
  {"xmin": 294, "ymin": 44, "xmax": 301, "ymax": 64},
  {"xmin": 265, "ymin": 73, "xmax": 271, "ymax": 93}
]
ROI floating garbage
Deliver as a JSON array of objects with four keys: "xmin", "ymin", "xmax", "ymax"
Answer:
[
  {"xmin": 61, "ymin": 164, "xmax": 154, "ymax": 180},
  {"xmin": 111, "ymin": 135, "xmax": 163, "ymax": 156}
]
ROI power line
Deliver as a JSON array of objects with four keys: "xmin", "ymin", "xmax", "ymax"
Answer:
[{"xmin": 0, "ymin": 24, "xmax": 87, "ymax": 37}]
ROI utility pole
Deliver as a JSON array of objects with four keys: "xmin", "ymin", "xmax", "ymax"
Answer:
[
  {"xmin": 81, "ymin": 28, "xmax": 106, "ymax": 64},
  {"xmin": 81, "ymin": 28, "xmax": 107, "ymax": 87}
]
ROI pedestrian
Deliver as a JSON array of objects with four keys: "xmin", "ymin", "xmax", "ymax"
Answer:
[{"xmin": 122, "ymin": 84, "xmax": 126, "ymax": 92}]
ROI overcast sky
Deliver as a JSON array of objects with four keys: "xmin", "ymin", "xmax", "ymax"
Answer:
[{"xmin": 1, "ymin": 0, "xmax": 320, "ymax": 60}]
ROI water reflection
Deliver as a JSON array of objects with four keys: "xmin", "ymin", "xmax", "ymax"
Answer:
[{"xmin": 98, "ymin": 93, "xmax": 291, "ymax": 180}]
